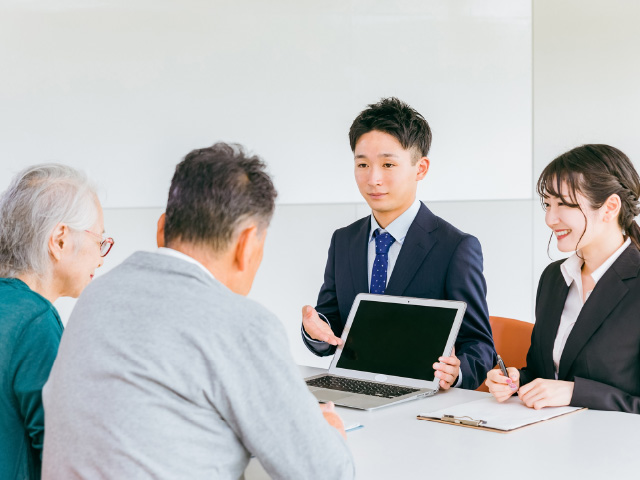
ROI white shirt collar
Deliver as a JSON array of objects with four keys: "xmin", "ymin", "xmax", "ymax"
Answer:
[
  {"xmin": 157, "ymin": 247, "xmax": 215, "ymax": 280},
  {"xmin": 559, "ymin": 254, "xmax": 583, "ymax": 288},
  {"xmin": 368, "ymin": 199, "xmax": 421, "ymax": 245},
  {"xmin": 560, "ymin": 237, "xmax": 631, "ymax": 287}
]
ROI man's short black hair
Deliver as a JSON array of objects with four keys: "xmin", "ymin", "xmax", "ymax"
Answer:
[
  {"xmin": 348, "ymin": 97, "xmax": 432, "ymax": 163},
  {"xmin": 164, "ymin": 142, "xmax": 277, "ymax": 251}
]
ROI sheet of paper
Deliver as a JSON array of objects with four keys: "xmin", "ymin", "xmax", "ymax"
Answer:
[{"xmin": 419, "ymin": 396, "xmax": 582, "ymax": 431}]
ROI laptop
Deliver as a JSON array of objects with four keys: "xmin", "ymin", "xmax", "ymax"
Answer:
[{"xmin": 305, "ymin": 293, "xmax": 466, "ymax": 410}]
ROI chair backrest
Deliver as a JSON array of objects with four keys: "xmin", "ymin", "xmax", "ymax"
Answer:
[{"xmin": 476, "ymin": 316, "xmax": 534, "ymax": 392}]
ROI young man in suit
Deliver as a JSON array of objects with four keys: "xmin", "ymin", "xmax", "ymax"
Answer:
[{"xmin": 301, "ymin": 97, "xmax": 495, "ymax": 390}]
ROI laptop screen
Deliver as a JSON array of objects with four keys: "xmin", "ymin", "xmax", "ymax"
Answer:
[{"xmin": 335, "ymin": 299, "xmax": 457, "ymax": 381}]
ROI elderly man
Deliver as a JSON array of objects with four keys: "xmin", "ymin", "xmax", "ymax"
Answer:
[{"xmin": 42, "ymin": 143, "xmax": 354, "ymax": 479}]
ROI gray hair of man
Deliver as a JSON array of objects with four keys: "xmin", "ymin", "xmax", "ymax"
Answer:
[
  {"xmin": 0, "ymin": 164, "xmax": 99, "ymax": 278},
  {"xmin": 163, "ymin": 142, "xmax": 277, "ymax": 252}
]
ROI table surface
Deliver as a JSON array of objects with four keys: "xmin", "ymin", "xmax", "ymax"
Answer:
[{"xmin": 245, "ymin": 366, "xmax": 638, "ymax": 479}]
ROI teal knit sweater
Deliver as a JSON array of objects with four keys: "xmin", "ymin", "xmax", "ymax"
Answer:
[{"xmin": 0, "ymin": 278, "xmax": 63, "ymax": 480}]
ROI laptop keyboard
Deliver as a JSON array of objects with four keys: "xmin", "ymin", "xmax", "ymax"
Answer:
[{"xmin": 306, "ymin": 375, "xmax": 420, "ymax": 399}]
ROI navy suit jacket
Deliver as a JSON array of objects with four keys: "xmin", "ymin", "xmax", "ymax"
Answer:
[
  {"xmin": 521, "ymin": 242, "xmax": 640, "ymax": 413},
  {"xmin": 303, "ymin": 202, "xmax": 496, "ymax": 390}
]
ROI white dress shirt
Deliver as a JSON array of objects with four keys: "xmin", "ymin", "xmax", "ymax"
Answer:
[
  {"xmin": 367, "ymin": 199, "xmax": 421, "ymax": 286},
  {"xmin": 552, "ymin": 238, "xmax": 631, "ymax": 378}
]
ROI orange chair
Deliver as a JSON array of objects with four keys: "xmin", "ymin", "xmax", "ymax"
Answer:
[{"xmin": 476, "ymin": 316, "xmax": 534, "ymax": 392}]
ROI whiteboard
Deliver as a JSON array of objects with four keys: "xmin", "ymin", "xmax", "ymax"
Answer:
[{"xmin": 0, "ymin": 0, "xmax": 531, "ymax": 207}]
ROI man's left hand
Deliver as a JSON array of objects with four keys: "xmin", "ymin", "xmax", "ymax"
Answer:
[{"xmin": 433, "ymin": 347, "xmax": 460, "ymax": 390}]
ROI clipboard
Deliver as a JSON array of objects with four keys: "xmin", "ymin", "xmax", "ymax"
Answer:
[{"xmin": 417, "ymin": 396, "xmax": 585, "ymax": 433}]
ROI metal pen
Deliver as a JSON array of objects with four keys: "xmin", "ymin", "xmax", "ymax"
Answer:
[{"xmin": 496, "ymin": 355, "xmax": 509, "ymax": 379}]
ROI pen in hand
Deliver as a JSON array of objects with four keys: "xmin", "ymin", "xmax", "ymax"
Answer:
[{"xmin": 497, "ymin": 355, "xmax": 517, "ymax": 390}]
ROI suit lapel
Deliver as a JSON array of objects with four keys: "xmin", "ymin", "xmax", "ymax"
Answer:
[
  {"xmin": 350, "ymin": 217, "xmax": 371, "ymax": 295},
  {"xmin": 558, "ymin": 244, "xmax": 639, "ymax": 380},
  {"xmin": 386, "ymin": 203, "xmax": 438, "ymax": 296},
  {"xmin": 538, "ymin": 270, "xmax": 570, "ymax": 380}
]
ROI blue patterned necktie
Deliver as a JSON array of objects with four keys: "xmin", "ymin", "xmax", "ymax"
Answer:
[{"xmin": 370, "ymin": 229, "xmax": 396, "ymax": 294}]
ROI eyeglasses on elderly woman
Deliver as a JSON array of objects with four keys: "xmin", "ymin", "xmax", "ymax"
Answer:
[{"xmin": 84, "ymin": 230, "xmax": 115, "ymax": 257}]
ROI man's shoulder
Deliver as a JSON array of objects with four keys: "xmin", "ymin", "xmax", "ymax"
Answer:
[
  {"xmin": 77, "ymin": 251, "xmax": 228, "ymax": 321},
  {"xmin": 89, "ymin": 251, "xmax": 217, "ymax": 292},
  {"xmin": 332, "ymin": 215, "xmax": 370, "ymax": 240},
  {"xmin": 329, "ymin": 204, "xmax": 479, "ymax": 246},
  {"xmin": 72, "ymin": 252, "xmax": 284, "ymax": 354},
  {"xmin": 411, "ymin": 203, "xmax": 478, "ymax": 245},
  {"xmin": 217, "ymin": 293, "xmax": 281, "ymax": 329},
  {"xmin": 91, "ymin": 251, "xmax": 274, "ymax": 315}
]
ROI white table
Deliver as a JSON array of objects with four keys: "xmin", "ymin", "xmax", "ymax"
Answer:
[{"xmin": 245, "ymin": 366, "xmax": 638, "ymax": 479}]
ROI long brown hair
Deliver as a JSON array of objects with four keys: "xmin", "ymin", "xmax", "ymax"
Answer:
[{"xmin": 536, "ymin": 144, "xmax": 640, "ymax": 251}]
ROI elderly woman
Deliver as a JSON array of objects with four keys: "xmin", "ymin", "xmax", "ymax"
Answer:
[{"xmin": 0, "ymin": 164, "xmax": 113, "ymax": 480}]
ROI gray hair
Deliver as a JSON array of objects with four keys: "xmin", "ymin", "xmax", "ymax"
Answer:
[
  {"xmin": 0, "ymin": 164, "xmax": 99, "ymax": 278},
  {"xmin": 163, "ymin": 142, "xmax": 277, "ymax": 252}
]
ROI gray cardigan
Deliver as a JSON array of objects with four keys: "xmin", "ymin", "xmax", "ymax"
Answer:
[{"xmin": 43, "ymin": 251, "xmax": 354, "ymax": 480}]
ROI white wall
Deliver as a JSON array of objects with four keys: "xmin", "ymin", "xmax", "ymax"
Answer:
[
  {"xmin": 532, "ymin": 0, "xmax": 640, "ymax": 290},
  {"xmin": 5, "ymin": 0, "xmax": 640, "ymax": 368},
  {"xmin": 0, "ymin": 0, "xmax": 531, "ymax": 206}
]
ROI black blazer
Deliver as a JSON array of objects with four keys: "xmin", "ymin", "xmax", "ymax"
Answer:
[
  {"xmin": 302, "ymin": 202, "xmax": 496, "ymax": 390},
  {"xmin": 521, "ymin": 242, "xmax": 640, "ymax": 413}
]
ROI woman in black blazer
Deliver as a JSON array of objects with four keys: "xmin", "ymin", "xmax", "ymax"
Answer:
[{"xmin": 486, "ymin": 144, "xmax": 640, "ymax": 413}]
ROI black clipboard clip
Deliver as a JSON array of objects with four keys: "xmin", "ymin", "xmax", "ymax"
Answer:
[{"xmin": 441, "ymin": 414, "xmax": 486, "ymax": 427}]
